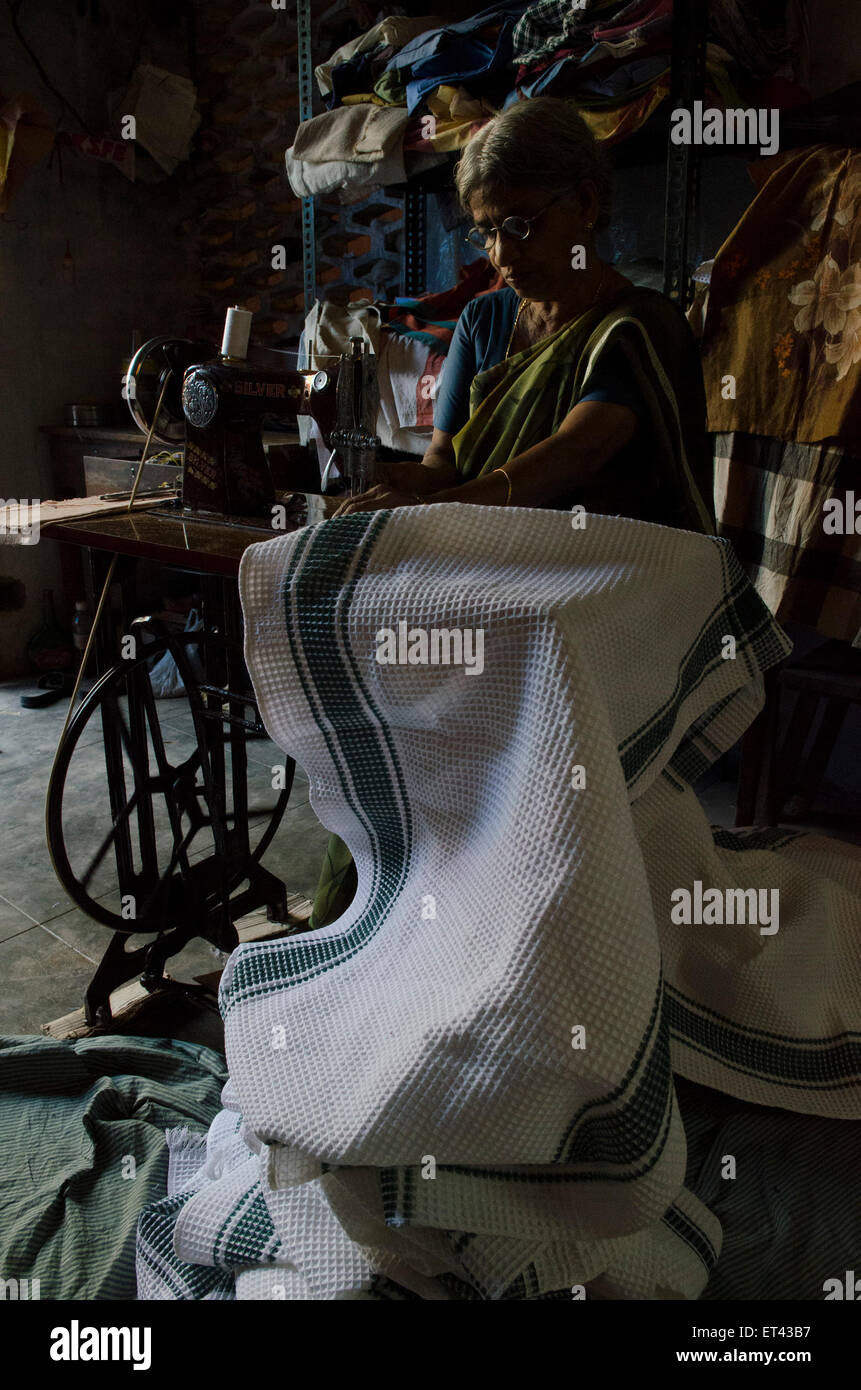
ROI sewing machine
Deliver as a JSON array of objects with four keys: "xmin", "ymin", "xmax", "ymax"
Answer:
[{"xmin": 124, "ymin": 309, "xmax": 380, "ymax": 516}]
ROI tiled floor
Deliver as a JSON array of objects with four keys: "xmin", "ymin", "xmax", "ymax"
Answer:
[{"xmin": 0, "ymin": 676, "xmax": 330, "ymax": 1038}]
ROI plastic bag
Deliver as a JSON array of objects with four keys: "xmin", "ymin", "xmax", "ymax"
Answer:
[{"xmin": 148, "ymin": 608, "xmax": 204, "ymax": 698}]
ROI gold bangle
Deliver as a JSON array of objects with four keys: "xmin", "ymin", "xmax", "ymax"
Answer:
[{"xmin": 494, "ymin": 466, "xmax": 512, "ymax": 506}]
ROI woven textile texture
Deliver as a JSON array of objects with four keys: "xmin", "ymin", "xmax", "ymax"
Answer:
[
  {"xmin": 136, "ymin": 506, "xmax": 861, "ymax": 1299},
  {"xmin": 0, "ymin": 1035, "xmax": 226, "ymax": 1300},
  {"xmin": 714, "ymin": 430, "xmax": 861, "ymax": 646}
]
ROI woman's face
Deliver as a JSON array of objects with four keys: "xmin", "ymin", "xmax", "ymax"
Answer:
[{"xmin": 468, "ymin": 181, "xmax": 599, "ymax": 301}]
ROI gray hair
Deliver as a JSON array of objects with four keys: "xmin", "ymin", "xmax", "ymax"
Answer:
[{"xmin": 454, "ymin": 97, "xmax": 611, "ymax": 228}]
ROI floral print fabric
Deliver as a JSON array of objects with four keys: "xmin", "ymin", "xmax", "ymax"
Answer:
[{"xmin": 701, "ymin": 145, "xmax": 861, "ymax": 447}]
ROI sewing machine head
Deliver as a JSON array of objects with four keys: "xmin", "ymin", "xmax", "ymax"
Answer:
[
  {"xmin": 124, "ymin": 309, "xmax": 379, "ymax": 517},
  {"xmin": 179, "ymin": 355, "xmax": 340, "ymax": 515}
]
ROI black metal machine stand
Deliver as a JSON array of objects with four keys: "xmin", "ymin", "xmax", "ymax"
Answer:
[{"xmin": 46, "ymin": 557, "xmax": 293, "ymax": 1025}]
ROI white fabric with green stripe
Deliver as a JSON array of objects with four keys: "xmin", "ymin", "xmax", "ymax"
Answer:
[{"xmin": 136, "ymin": 504, "xmax": 861, "ymax": 1300}]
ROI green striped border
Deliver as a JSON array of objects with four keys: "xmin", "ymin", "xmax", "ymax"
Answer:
[
  {"xmin": 667, "ymin": 984, "xmax": 861, "ymax": 1090},
  {"xmin": 621, "ymin": 540, "xmax": 787, "ymax": 788},
  {"xmin": 224, "ymin": 513, "xmax": 412, "ymax": 1014}
]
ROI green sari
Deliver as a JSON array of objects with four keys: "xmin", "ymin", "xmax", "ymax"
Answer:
[
  {"xmin": 310, "ymin": 286, "xmax": 715, "ymax": 929},
  {"xmin": 453, "ymin": 284, "xmax": 715, "ymax": 532}
]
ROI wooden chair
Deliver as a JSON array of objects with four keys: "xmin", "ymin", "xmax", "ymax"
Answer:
[{"xmin": 736, "ymin": 639, "xmax": 861, "ymax": 828}]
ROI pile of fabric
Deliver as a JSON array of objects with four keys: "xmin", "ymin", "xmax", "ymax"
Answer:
[
  {"xmin": 285, "ymin": 101, "xmax": 447, "ymax": 200},
  {"xmin": 287, "ymin": 1, "xmax": 804, "ymax": 202},
  {"xmin": 508, "ymin": 0, "xmax": 801, "ymax": 141},
  {"xmin": 510, "ymin": 0, "xmax": 680, "ymax": 143},
  {"xmin": 699, "ymin": 143, "xmax": 861, "ymax": 646},
  {"xmin": 298, "ymin": 297, "xmax": 449, "ymax": 459},
  {"xmin": 136, "ymin": 506, "xmax": 861, "ymax": 1300}
]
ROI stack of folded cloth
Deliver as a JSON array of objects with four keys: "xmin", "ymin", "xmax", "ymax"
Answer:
[
  {"xmin": 287, "ymin": 1, "xmax": 804, "ymax": 204},
  {"xmin": 285, "ymin": 103, "xmax": 445, "ymax": 200},
  {"xmin": 507, "ymin": 0, "xmax": 763, "ymax": 145},
  {"xmin": 288, "ymin": 4, "xmax": 530, "ymax": 198}
]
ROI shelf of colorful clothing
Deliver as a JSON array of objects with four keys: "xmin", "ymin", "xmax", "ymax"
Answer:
[
  {"xmin": 287, "ymin": 0, "xmax": 806, "ymax": 208},
  {"xmin": 311, "ymin": 0, "xmax": 783, "ymax": 126},
  {"xmin": 284, "ymin": 75, "xmax": 825, "ymax": 209}
]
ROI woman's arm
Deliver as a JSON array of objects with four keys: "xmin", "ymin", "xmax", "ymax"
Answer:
[
  {"xmin": 414, "ymin": 428, "xmax": 460, "ymax": 489},
  {"xmin": 430, "ymin": 400, "xmax": 638, "ymax": 507},
  {"xmin": 336, "ymin": 400, "xmax": 638, "ymax": 514}
]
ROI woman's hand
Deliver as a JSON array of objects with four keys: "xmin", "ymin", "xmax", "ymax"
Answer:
[
  {"xmin": 332, "ymin": 483, "xmax": 424, "ymax": 517},
  {"xmin": 330, "ymin": 460, "xmax": 439, "ymax": 518}
]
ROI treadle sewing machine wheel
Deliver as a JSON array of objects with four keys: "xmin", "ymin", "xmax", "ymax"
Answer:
[
  {"xmin": 46, "ymin": 617, "xmax": 294, "ymax": 1026},
  {"xmin": 124, "ymin": 334, "xmax": 201, "ymax": 447}
]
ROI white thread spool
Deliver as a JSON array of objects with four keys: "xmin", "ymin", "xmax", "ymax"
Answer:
[{"xmin": 221, "ymin": 306, "xmax": 252, "ymax": 360}]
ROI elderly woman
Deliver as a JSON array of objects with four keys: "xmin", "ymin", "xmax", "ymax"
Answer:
[
  {"xmin": 335, "ymin": 96, "xmax": 715, "ymax": 533},
  {"xmin": 315, "ymin": 97, "xmax": 716, "ymax": 929}
]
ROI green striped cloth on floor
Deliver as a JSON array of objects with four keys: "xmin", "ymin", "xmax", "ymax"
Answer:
[
  {"xmin": 676, "ymin": 1076, "xmax": 861, "ymax": 1301},
  {"xmin": 0, "ymin": 1034, "xmax": 227, "ymax": 1300}
]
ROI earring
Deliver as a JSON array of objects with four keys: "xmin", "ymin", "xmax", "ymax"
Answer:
[{"xmin": 585, "ymin": 221, "xmax": 594, "ymax": 231}]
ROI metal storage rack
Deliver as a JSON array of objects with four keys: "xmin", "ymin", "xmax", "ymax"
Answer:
[
  {"xmin": 296, "ymin": 0, "xmax": 709, "ymax": 308},
  {"xmin": 297, "ymin": 0, "xmax": 317, "ymax": 314},
  {"xmin": 663, "ymin": 0, "xmax": 709, "ymax": 305}
]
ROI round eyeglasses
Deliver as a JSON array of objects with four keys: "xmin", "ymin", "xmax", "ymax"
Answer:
[{"xmin": 464, "ymin": 195, "xmax": 563, "ymax": 252}]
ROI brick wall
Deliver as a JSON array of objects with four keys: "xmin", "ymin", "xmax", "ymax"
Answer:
[{"xmin": 188, "ymin": 0, "xmax": 407, "ymax": 352}]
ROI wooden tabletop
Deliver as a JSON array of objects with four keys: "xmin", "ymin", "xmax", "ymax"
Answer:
[
  {"xmin": 40, "ymin": 495, "xmax": 331, "ymax": 577},
  {"xmin": 40, "ymin": 425, "xmax": 302, "ymax": 446}
]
